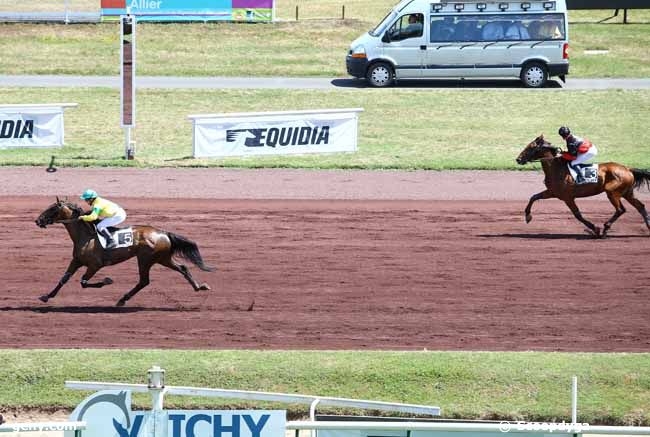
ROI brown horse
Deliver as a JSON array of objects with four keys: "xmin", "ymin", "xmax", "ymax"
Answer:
[
  {"xmin": 35, "ymin": 199, "xmax": 215, "ymax": 306},
  {"xmin": 516, "ymin": 134, "xmax": 650, "ymax": 237}
]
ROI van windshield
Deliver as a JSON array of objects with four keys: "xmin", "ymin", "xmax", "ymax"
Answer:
[{"xmin": 370, "ymin": 10, "xmax": 397, "ymax": 37}]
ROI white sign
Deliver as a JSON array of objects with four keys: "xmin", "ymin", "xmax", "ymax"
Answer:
[
  {"xmin": 67, "ymin": 390, "xmax": 286, "ymax": 437},
  {"xmin": 0, "ymin": 103, "xmax": 77, "ymax": 149},
  {"xmin": 189, "ymin": 108, "xmax": 363, "ymax": 158}
]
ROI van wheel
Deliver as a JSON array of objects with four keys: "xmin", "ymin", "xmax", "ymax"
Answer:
[
  {"xmin": 367, "ymin": 62, "xmax": 394, "ymax": 88},
  {"xmin": 520, "ymin": 62, "xmax": 548, "ymax": 88}
]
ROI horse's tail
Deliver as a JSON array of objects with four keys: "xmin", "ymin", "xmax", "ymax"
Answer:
[
  {"xmin": 632, "ymin": 168, "xmax": 650, "ymax": 191},
  {"xmin": 167, "ymin": 232, "xmax": 216, "ymax": 272}
]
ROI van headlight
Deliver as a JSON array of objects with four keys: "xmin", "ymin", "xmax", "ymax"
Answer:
[{"xmin": 350, "ymin": 45, "xmax": 367, "ymax": 59}]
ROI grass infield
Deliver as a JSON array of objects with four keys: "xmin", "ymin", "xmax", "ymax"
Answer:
[
  {"xmin": 1, "ymin": 87, "xmax": 649, "ymax": 170},
  {"xmin": 0, "ymin": 8, "xmax": 648, "ymax": 78},
  {"xmin": 0, "ymin": 350, "xmax": 649, "ymax": 425}
]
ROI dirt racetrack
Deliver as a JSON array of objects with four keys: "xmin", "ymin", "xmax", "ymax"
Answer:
[{"xmin": 1, "ymin": 167, "xmax": 649, "ymax": 351}]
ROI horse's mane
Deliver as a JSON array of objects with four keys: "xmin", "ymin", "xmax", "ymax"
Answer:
[
  {"xmin": 62, "ymin": 201, "xmax": 84, "ymax": 218},
  {"xmin": 59, "ymin": 201, "xmax": 96, "ymax": 232},
  {"xmin": 536, "ymin": 137, "xmax": 561, "ymax": 156}
]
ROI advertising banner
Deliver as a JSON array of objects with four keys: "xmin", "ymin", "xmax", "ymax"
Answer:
[
  {"xmin": 0, "ymin": 104, "xmax": 77, "ymax": 149},
  {"xmin": 101, "ymin": 0, "xmax": 273, "ymax": 22},
  {"xmin": 67, "ymin": 390, "xmax": 286, "ymax": 437},
  {"xmin": 190, "ymin": 109, "xmax": 363, "ymax": 158}
]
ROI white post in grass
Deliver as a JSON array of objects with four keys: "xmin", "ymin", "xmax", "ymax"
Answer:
[{"xmin": 572, "ymin": 376, "xmax": 578, "ymax": 425}]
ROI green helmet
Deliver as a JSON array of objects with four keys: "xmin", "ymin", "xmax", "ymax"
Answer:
[{"xmin": 80, "ymin": 189, "xmax": 98, "ymax": 200}]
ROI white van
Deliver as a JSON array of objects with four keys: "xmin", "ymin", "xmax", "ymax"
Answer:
[{"xmin": 346, "ymin": 0, "xmax": 569, "ymax": 87}]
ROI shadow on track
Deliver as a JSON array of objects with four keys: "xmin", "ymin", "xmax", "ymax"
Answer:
[
  {"xmin": 331, "ymin": 78, "xmax": 563, "ymax": 89},
  {"xmin": 480, "ymin": 233, "xmax": 645, "ymax": 240},
  {"xmin": 0, "ymin": 305, "xmax": 201, "ymax": 314}
]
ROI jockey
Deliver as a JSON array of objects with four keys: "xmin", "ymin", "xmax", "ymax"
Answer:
[
  {"xmin": 79, "ymin": 189, "xmax": 126, "ymax": 249},
  {"xmin": 559, "ymin": 126, "xmax": 598, "ymax": 183}
]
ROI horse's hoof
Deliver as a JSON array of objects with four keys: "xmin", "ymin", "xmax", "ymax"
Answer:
[
  {"xmin": 525, "ymin": 214, "xmax": 532, "ymax": 224},
  {"xmin": 103, "ymin": 277, "xmax": 114, "ymax": 285},
  {"xmin": 198, "ymin": 283, "xmax": 211, "ymax": 291},
  {"xmin": 39, "ymin": 295, "xmax": 49, "ymax": 303},
  {"xmin": 116, "ymin": 299, "xmax": 126, "ymax": 307}
]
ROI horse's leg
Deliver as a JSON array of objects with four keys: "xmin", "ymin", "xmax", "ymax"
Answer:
[
  {"xmin": 159, "ymin": 256, "xmax": 210, "ymax": 291},
  {"xmin": 623, "ymin": 191, "xmax": 650, "ymax": 233},
  {"xmin": 116, "ymin": 257, "xmax": 152, "ymax": 307},
  {"xmin": 39, "ymin": 259, "xmax": 82, "ymax": 303},
  {"xmin": 564, "ymin": 198, "xmax": 600, "ymax": 237},
  {"xmin": 80, "ymin": 265, "xmax": 113, "ymax": 288},
  {"xmin": 602, "ymin": 192, "xmax": 626, "ymax": 237},
  {"xmin": 525, "ymin": 189, "xmax": 553, "ymax": 223}
]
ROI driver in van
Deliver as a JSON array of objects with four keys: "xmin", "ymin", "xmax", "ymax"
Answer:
[{"xmin": 405, "ymin": 14, "xmax": 423, "ymax": 36}]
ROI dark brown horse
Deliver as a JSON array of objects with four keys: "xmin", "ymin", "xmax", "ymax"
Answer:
[
  {"xmin": 35, "ymin": 199, "xmax": 215, "ymax": 306},
  {"xmin": 517, "ymin": 134, "xmax": 650, "ymax": 237}
]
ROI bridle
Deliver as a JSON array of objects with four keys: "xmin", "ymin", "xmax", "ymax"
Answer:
[{"xmin": 524, "ymin": 141, "xmax": 560, "ymax": 163}]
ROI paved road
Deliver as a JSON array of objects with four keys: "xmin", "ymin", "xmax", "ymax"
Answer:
[{"xmin": 2, "ymin": 75, "xmax": 650, "ymax": 90}]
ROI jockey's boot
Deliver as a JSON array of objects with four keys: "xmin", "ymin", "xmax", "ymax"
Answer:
[
  {"xmin": 572, "ymin": 166, "xmax": 583, "ymax": 184},
  {"xmin": 101, "ymin": 229, "xmax": 117, "ymax": 249}
]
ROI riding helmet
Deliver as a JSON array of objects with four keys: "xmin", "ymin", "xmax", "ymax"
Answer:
[
  {"xmin": 80, "ymin": 189, "xmax": 98, "ymax": 200},
  {"xmin": 558, "ymin": 126, "xmax": 571, "ymax": 138}
]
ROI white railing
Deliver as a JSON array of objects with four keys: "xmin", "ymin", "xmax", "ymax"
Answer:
[
  {"xmin": 285, "ymin": 421, "xmax": 650, "ymax": 435},
  {"xmin": 66, "ymin": 368, "xmax": 441, "ymax": 418}
]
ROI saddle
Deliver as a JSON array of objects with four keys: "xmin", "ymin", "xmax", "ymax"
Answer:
[
  {"xmin": 92, "ymin": 223, "xmax": 134, "ymax": 249},
  {"xmin": 567, "ymin": 163, "xmax": 598, "ymax": 185}
]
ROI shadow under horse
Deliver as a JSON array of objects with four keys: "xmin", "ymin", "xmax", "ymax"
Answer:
[
  {"xmin": 35, "ymin": 199, "xmax": 215, "ymax": 306},
  {"xmin": 517, "ymin": 135, "xmax": 650, "ymax": 238}
]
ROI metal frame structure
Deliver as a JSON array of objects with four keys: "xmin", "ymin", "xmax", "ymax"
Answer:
[{"xmin": 66, "ymin": 366, "xmax": 441, "ymax": 419}]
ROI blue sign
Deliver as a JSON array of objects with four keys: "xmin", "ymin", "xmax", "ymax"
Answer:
[{"xmin": 67, "ymin": 390, "xmax": 286, "ymax": 437}]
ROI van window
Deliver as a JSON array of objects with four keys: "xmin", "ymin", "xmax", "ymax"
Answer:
[
  {"xmin": 387, "ymin": 13, "xmax": 424, "ymax": 41},
  {"xmin": 429, "ymin": 13, "xmax": 565, "ymax": 43}
]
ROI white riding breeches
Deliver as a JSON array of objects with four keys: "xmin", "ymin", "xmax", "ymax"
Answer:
[
  {"xmin": 571, "ymin": 145, "xmax": 598, "ymax": 167},
  {"xmin": 96, "ymin": 209, "xmax": 126, "ymax": 232}
]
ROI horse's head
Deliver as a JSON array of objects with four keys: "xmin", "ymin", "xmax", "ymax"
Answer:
[
  {"xmin": 35, "ymin": 198, "xmax": 82, "ymax": 228},
  {"xmin": 516, "ymin": 134, "xmax": 560, "ymax": 165}
]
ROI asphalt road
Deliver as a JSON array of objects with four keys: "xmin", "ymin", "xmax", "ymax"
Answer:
[{"xmin": 2, "ymin": 75, "xmax": 650, "ymax": 90}]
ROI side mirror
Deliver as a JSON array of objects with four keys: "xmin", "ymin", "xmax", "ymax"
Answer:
[{"xmin": 382, "ymin": 32, "xmax": 391, "ymax": 43}]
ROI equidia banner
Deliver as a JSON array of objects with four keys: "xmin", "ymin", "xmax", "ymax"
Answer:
[
  {"xmin": 0, "ymin": 104, "xmax": 77, "ymax": 149},
  {"xmin": 189, "ymin": 108, "xmax": 364, "ymax": 158}
]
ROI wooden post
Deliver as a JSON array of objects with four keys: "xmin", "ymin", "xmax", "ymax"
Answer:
[
  {"xmin": 342, "ymin": 5, "xmax": 345, "ymax": 20},
  {"xmin": 295, "ymin": 5, "xmax": 299, "ymax": 21}
]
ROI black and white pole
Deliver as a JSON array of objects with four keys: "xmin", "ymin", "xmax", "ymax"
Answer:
[{"xmin": 120, "ymin": 11, "xmax": 136, "ymax": 160}]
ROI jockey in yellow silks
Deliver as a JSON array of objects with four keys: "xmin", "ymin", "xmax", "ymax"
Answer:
[{"xmin": 79, "ymin": 189, "xmax": 126, "ymax": 249}]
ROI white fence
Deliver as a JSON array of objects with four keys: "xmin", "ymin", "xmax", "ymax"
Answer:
[{"xmin": 0, "ymin": 0, "xmax": 99, "ymax": 23}]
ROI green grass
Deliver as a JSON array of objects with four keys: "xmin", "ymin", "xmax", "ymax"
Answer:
[
  {"xmin": 0, "ymin": 8, "xmax": 648, "ymax": 78},
  {"xmin": 1, "ymin": 350, "xmax": 649, "ymax": 425},
  {"xmin": 1, "ymin": 87, "xmax": 649, "ymax": 170}
]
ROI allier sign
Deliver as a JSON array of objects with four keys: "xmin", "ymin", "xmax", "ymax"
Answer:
[{"xmin": 66, "ymin": 390, "xmax": 285, "ymax": 437}]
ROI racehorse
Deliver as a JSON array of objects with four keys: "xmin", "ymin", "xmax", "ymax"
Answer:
[
  {"xmin": 516, "ymin": 134, "xmax": 650, "ymax": 238},
  {"xmin": 35, "ymin": 199, "xmax": 215, "ymax": 306}
]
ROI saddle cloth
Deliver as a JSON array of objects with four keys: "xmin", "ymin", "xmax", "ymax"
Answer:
[
  {"xmin": 568, "ymin": 163, "xmax": 598, "ymax": 185},
  {"xmin": 96, "ymin": 226, "xmax": 134, "ymax": 249}
]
